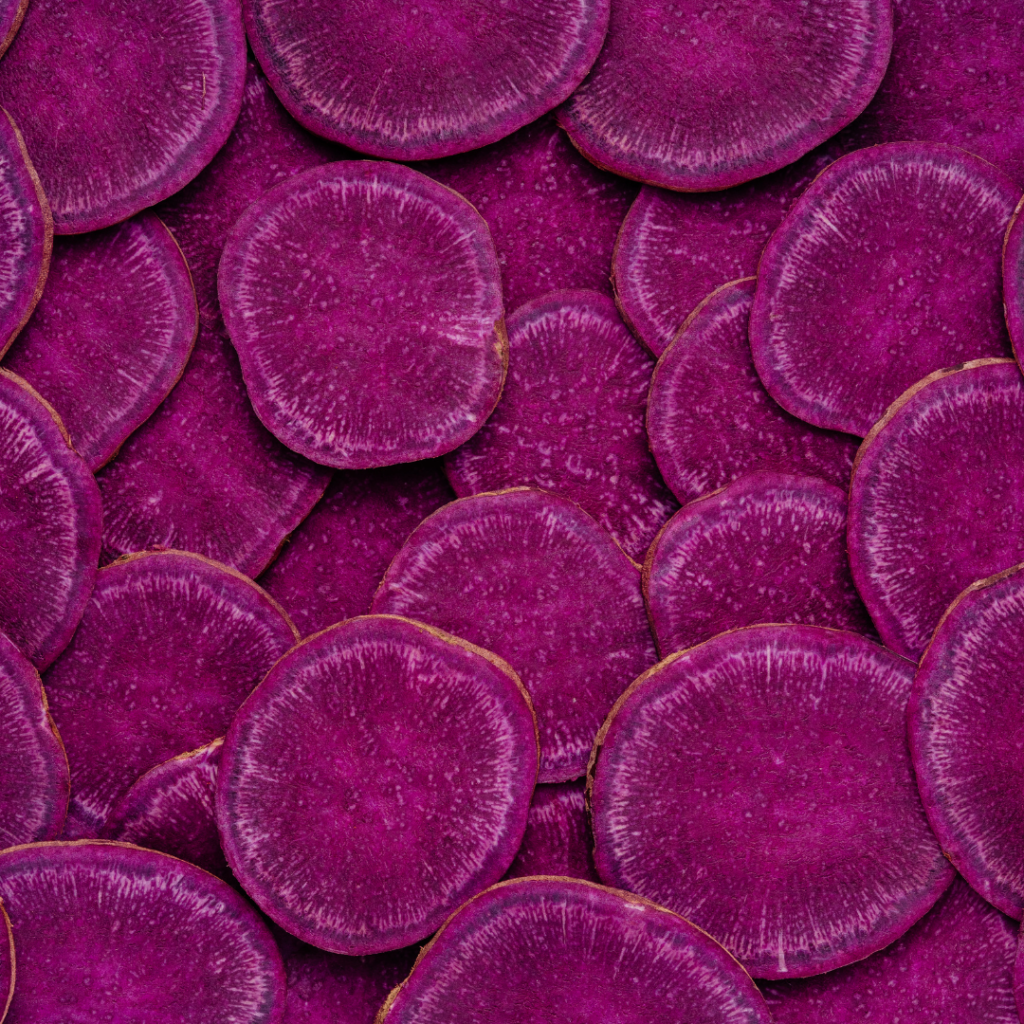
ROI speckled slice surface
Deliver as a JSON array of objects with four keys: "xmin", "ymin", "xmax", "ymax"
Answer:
[
  {"xmin": 1002, "ymin": 199, "xmax": 1024, "ymax": 364},
  {"xmin": 0, "ymin": 898, "xmax": 10, "ymax": 1024},
  {"xmin": 504, "ymin": 781, "xmax": 598, "ymax": 883}
]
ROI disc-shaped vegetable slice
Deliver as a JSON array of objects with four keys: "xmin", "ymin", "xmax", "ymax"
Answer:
[
  {"xmin": 260, "ymin": 463, "xmax": 453, "ymax": 637},
  {"xmin": 0, "ymin": 632, "xmax": 67, "ymax": 847},
  {"xmin": 645, "ymin": 474, "xmax": 872, "ymax": 657},
  {"xmin": 647, "ymin": 279, "xmax": 857, "ymax": 504},
  {"xmin": 372, "ymin": 490, "xmax": 655, "ymax": 782},
  {"xmin": 762, "ymin": 876, "xmax": 1018, "ymax": 1022},
  {"xmin": 504, "ymin": 782, "xmax": 598, "ymax": 883},
  {"xmin": 379, "ymin": 878, "xmax": 771, "ymax": 1024},
  {"xmin": 1004, "ymin": 200, "xmax": 1024, "ymax": 365},
  {"xmin": 0, "ymin": 898, "xmax": 10, "ymax": 1024},
  {"xmin": 0, "ymin": 0, "xmax": 24, "ymax": 57},
  {"xmin": 556, "ymin": 0, "xmax": 891, "ymax": 192},
  {"xmin": 0, "ymin": 369, "xmax": 101, "ymax": 670},
  {"xmin": 591, "ymin": 624, "xmax": 953, "ymax": 979},
  {"xmin": 219, "ymin": 162, "xmax": 506, "ymax": 469},
  {"xmin": 44, "ymin": 551, "xmax": 298, "ymax": 839},
  {"xmin": 445, "ymin": 291, "xmax": 676, "ymax": 560},
  {"xmin": 244, "ymin": 0, "xmax": 608, "ymax": 161},
  {"xmin": 0, "ymin": 0, "xmax": 246, "ymax": 234},
  {"xmin": 4, "ymin": 213, "xmax": 197, "ymax": 470},
  {"xmin": 218, "ymin": 615, "xmax": 537, "ymax": 955},
  {"xmin": 0, "ymin": 841, "xmax": 285, "ymax": 1023},
  {"xmin": 848, "ymin": 359, "xmax": 1024, "ymax": 661},
  {"xmin": 751, "ymin": 143, "xmax": 1019, "ymax": 437}
]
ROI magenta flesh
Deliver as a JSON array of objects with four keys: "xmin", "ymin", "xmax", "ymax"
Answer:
[
  {"xmin": 647, "ymin": 279, "xmax": 857, "ymax": 504},
  {"xmin": 260, "ymin": 463, "xmax": 453, "ymax": 637},
  {"xmin": 372, "ymin": 489, "xmax": 655, "ymax": 783},
  {"xmin": 0, "ymin": 0, "xmax": 24, "ymax": 56},
  {"xmin": 591, "ymin": 624, "xmax": 953, "ymax": 979},
  {"xmin": 1004, "ymin": 199, "xmax": 1024, "ymax": 364},
  {"xmin": 0, "ymin": 898, "xmax": 10, "ymax": 1024},
  {"xmin": 4, "ymin": 213, "xmax": 197, "ymax": 470},
  {"xmin": 43, "ymin": 551, "xmax": 298, "ymax": 839},
  {"xmin": 751, "ymin": 143, "xmax": 1020, "ymax": 437}
]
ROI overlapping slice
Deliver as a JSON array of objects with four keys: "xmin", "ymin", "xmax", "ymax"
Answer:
[
  {"xmin": 0, "ymin": 0, "xmax": 24, "ymax": 57},
  {"xmin": 645, "ymin": 474, "xmax": 871, "ymax": 656},
  {"xmin": 4, "ymin": 213, "xmax": 197, "ymax": 470},
  {"xmin": 378, "ymin": 878, "xmax": 771, "ymax": 1024},
  {"xmin": 647, "ymin": 279, "xmax": 857, "ymax": 504},
  {"xmin": 218, "ymin": 161, "xmax": 506, "ymax": 469},
  {"xmin": 504, "ymin": 782, "xmax": 598, "ymax": 883},
  {"xmin": 0, "ymin": 898, "xmax": 9, "ymax": 1024},
  {"xmin": 0, "ymin": 370, "xmax": 101, "ymax": 670},
  {"xmin": 372, "ymin": 489, "xmax": 655, "ymax": 782},
  {"xmin": 217, "ymin": 615, "xmax": 538, "ymax": 955},
  {"xmin": 445, "ymin": 291, "xmax": 676, "ymax": 560},
  {"xmin": 260, "ymin": 463, "xmax": 453, "ymax": 637},
  {"xmin": 590, "ymin": 624, "xmax": 953, "ymax": 979},
  {"xmin": 848, "ymin": 359, "xmax": 1024, "ymax": 660},
  {"xmin": 751, "ymin": 143, "xmax": 1020, "ymax": 436},
  {"xmin": 1004, "ymin": 199, "xmax": 1024, "ymax": 364},
  {"xmin": 43, "ymin": 551, "xmax": 298, "ymax": 839},
  {"xmin": 0, "ymin": 842, "xmax": 285, "ymax": 1023}
]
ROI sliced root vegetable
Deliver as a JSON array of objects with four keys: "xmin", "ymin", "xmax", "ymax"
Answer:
[
  {"xmin": 645, "ymin": 473, "xmax": 872, "ymax": 657},
  {"xmin": 378, "ymin": 878, "xmax": 771, "ymax": 1024},
  {"xmin": 590, "ymin": 624, "xmax": 953, "ymax": 980},
  {"xmin": 647, "ymin": 279, "xmax": 857, "ymax": 504},
  {"xmin": 0, "ymin": 0, "xmax": 246, "ymax": 234},
  {"xmin": 244, "ymin": 0, "xmax": 609, "ymax": 161},
  {"xmin": 217, "ymin": 615, "xmax": 537, "ymax": 955},
  {"xmin": 1004, "ymin": 199, "xmax": 1024, "ymax": 363},
  {"xmin": 0, "ymin": 0, "xmax": 24, "ymax": 57},
  {"xmin": 43, "ymin": 551, "xmax": 298, "ymax": 839},
  {"xmin": 259, "ymin": 463, "xmax": 453, "ymax": 637},
  {"xmin": 0, "ymin": 369, "xmax": 101, "ymax": 670},
  {"xmin": 0, "ymin": 898, "xmax": 9, "ymax": 1024},
  {"xmin": 556, "ymin": 0, "xmax": 891, "ymax": 192},
  {"xmin": 848, "ymin": 359, "xmax": 1024, "ymax": 660},
  {"xmin": 751, "ymin": 143, "xmax": 1020, "ymax": 437},
  {"xmin": 0, "ymin": 841, "xmax": 285, "ymax": 1022},
  {"xmin": 372, "ymin": 489, "xmax": 655, "ymax": 783},
  {"xmin": 218, "ymin": 161, "xmax": 506, "ymax": 469},
  {"xmin": 101, "ymin": 738, "xmax": 228, "ymax": 883},
  {"xmin": 503, "ymin": 782, "xmax": 598, "ymax": 883},
  {"xmin": 4, "ymin": 213, "xmax": 197, "ymax": 470},
  {"xmin": 763, "ymin": 876, "xmax": 1018, "ymax": 1022},
  {"xmin": 421, "ymin": 115, "xmax": 637, "ymax": 311}
]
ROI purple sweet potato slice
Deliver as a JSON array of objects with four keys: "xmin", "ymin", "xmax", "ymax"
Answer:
[
  {"xmin": 848, "ymin": 359, "xmax": 1024, "ymax": 661},
  {"xmin": 218, "ymin": 161, "xmax": 506, "ymax": 469},
  {"xmin": 217, "ymin": 615, "xmax": 537, "ymax": 955},
  {"xmin": 0, "ymin": 898, "xmax": 10, "ymax": 1024},
  {"xmin": 762, "ymin": 876, "xmax": 1018, "ymax": 1022},
  {"xmin": 43, "ymin": 550, "xmax": 298, "ymax": 840},
  {"xmin": 556, "ymin": 0, "xmax": 891, "ymax": 192},
  {"xmin": 503, "ymin": 782, "xmax": 598, "ymax": 883},
  {"xmin": 259, "ymin": 463, "xmax": 453, "ymax": 637},
  {"xmin": 0, "ymin": 631, "xmax": 68, "ymax": 847},
  {"xmin": 378, "ymin": 878, "xmax": 771, "ymax": 1024},
  {"xmin": 445, "ymin": 290, "xmax": 676, "ymax": 560},
  {"xmin": 0, "ymin": 0, "xmax": 24, "ymax": 57},
  {"xmin": 0, "ymin": 841, "xmax": 285, "ymax": 1023},
  {"xmin": 243, "ymin": 0, "xmax": 609, "ymax": 161},
  {"xmin": 0, "ymin": 0, "xmax": 246, "ymax": 235},
  {"xmin": 420, "ymin": 115, "xmax": 637, "ymax": 312},
  {"xmin": 645, "ymin": 473, "xmax": 872, "ymax": 657},
  {"xmin": 1004, "ymin": 199, "xmax": 1024, "ymax": 364},
  {"xmin": 0, "ymin": 369, "xmax": 101, "ymax": 670},
  {"xmin": 751, "ymin": 143, "xmax": 1020, "ymax": 437},
  {"xmin": 4, "ymin": 213, "xmax": 197, "ymax": 470},
  {"xmin": 590, "ymin": 624, "xmax": 954, "ymax": 979},
  {"xmin": 372, "ymin": 489, "xmax": 655, "ymax": 783},
  {"xmin": 647, "ymin": 279, "xmax": 858, "ymax": 504}
]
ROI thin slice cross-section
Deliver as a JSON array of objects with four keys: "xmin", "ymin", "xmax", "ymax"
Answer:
[
  {"xmin": 4, "ymin": 213, "xmax": 197, "ymax": 470},
  {"xmin": 848, "ymin": 359, "xmax": 1024, "ymax": 661},
  {"xmin": 372, "ymin": 489, "xmax": 656, "ymax": 783},
  {"xmin": 647, "ymin": 279, "xmax": 857, "ymax": 504},
  {"xmin": 0, "ymin": 0, "xmax": 247, "ymax": 234},
  {"xmin": 0, "ymin": 369, "xmax": 101, "ymax": 670},
  {"xmin": 0, "ymin": 841, "xmax": 285, "ymax": 1023},
  {"xmin": 218, "ymin": 161, "xmax": 506, "ymax": 469},
  {"xmin": 645, "ymin": 473, "xmax": 872, "ymax": 657},
  {"xmin": 43, "ymin": 551, "xmax": 298, "ymax": 839},
  {"xmin": 445, "ymin": 290, "xmax": 677, "ymax": 561},
  {"xmin": 0, "ymin": 897, "xmax": 10, "ymax": 1024},
  {"xmin": 556, "ymin": 0, "xmax": 891, "ymax": 191},
  {"xmin": 1004, "ymin": 198, "xmax": 1024, "ymax": 366},
  {"xmin": 590, "ymin": 624, "xmax": 954, "ymax": 980},
  {"xmin": 217, "ymin": 615, "xmax": 537, "ymax": 955},
  {"xmin": 0, "ymin": 0, "xmax": 24, "ymax": 58},
  {"xmin": 378, "ymin": 878, "xmax": 772, "ymax": 1024},
  {"xmin": 751, "ymin": 143, "xmax": 1020, "ymax": 437},
  {"xmin": 244, "ymin": 0, "xmax": 609, "ymax": 161}
]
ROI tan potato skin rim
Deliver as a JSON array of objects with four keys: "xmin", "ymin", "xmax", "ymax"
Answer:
[
  {"xmin": 0, "ymin": 366, "xmax": 73, "ymax": 447},
  {"xmin": 0, "ymin": 0, "xmax": 27, "ymax": 61},
  {"xmin": 0, "ymin": 898, "xmax": 13, "ymax": 1024}
]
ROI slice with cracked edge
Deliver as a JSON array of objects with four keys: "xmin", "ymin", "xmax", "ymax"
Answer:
[{"xmin": 503, "ymin": 782, "xmax": 598, "ymax": 883}]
